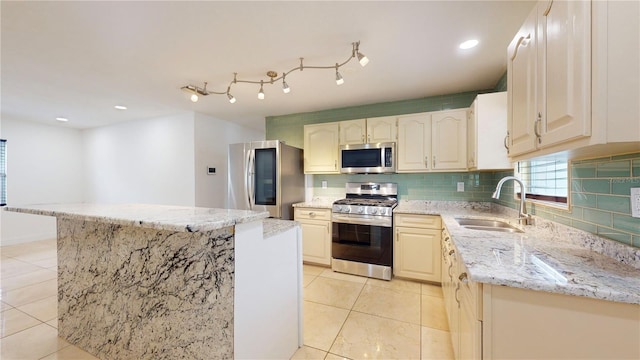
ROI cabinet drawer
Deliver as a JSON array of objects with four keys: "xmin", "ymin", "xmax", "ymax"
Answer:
[
  {"xmin": 294, "ymin": 208, "xmax": 331, "ymax": 221},
  {"xmin": 394, "ymin": 214, "xmax": 441, "ymax": 229}
]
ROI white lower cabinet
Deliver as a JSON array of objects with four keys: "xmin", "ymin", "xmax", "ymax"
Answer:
[
  {"xmin": 443, "ymin": 227, "xmax": 640, "ymax": 360},
  {"xmin": 294, "ymin": 208, "xmax": 332, "ymax": 266},
  {"xmin": 393, "ymin": 214, "xmax": 441, "ymax": 282}
]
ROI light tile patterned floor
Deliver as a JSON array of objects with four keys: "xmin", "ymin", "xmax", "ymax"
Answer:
[
  {"xmin": 1, "ymin": 239, "xmax": 98, "ymax": 360},
  {"xmin": 1, "ymin": 239, "xmax": 454, "ymax": 359},
  {"xmin": 293, "ymin": 265, "xmax": 455, "ymax": 360}
]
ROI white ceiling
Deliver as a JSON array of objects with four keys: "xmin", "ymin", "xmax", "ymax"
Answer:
[{"xmin": 1, "ymin": 1, "xmax": 535, "ymax": 131}]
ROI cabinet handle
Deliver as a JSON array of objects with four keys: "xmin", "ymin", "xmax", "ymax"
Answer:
[
  {"xmin": 449, "ymin": 249, "xmax": 455, "ymax": 256},
  {"xmin": 535, "ymin": 113, "xmax": 542, "ymax": 144},
  {"xmin": 334, "ymin": 160, "xmax": 337, "ymax": 170},
  {"xmin": 504, "ymin": 132, "xmax": 510, "ymax": 152},
  {"xmin": 309, "ymin": 211, "xmax": 316, "ymax": 218},
  {"xmin": 362, "ymin": 134, "xmax": 365, "ymax": 142},
  {"xmin": 458, "ymin": 272, "xmax": 468, "ymax": 282},
  {"xmin": 454, "ymin": 283, "xmax": 461, "ymax": 308},
  {"xmin": 424, "ymin": 156, "xmax": 429, "ymax": 169},
  {"xmin": 367, "ymin": 134, "xmax": 371, "ymax": 142},
  {"xmin": 433, "ymin": 156, "xmax": 436, "ymax": 168}
]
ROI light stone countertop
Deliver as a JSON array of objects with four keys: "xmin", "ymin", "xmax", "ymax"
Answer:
[
  {"xmin": 4, "ymin": 203, "xmax": 269, "ymax": 233},
  {"xmin": 292, "ymin": 197, "xmax": 339, "ymax": 209},
  {"xmin": 263, "ymin": 218, "xmax": 299, "ymax": 239},
  {"xmin": 395, "ymin": 200, "xmax": 640, "ymax": 305}
]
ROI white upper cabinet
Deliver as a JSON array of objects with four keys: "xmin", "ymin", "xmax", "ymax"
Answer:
[
  {"xmin": 339, "ymin": 119, "xmax": 367, "ymax": 145},
  {"xmin": 397, "ymin": 113, "xmax": 431, "ymax": 172},
  {"xmin": 397, "ymin": 109, "xmax": 467, "ymax": 172},
  {"xmin": 303, "ymin": 122, "xmax": 340, "ymax": 174},
  {"xmin": 508, "ymin": 0, "xmax": 639, "ymax": 160},
  {"xmin": 366, "ymin": 116, "xmax": 397, "ymax": 144},
  {"xmin": 431, "ymin": 109, "xmax": 468, "ymax": 170},
  {"xmin": 507, "ymin": 5, "xmax": 539, "ymax": 157},
  {"xmin": 339, "ymin": 117, "xmax": 396, "ymax": 145},
  {"xmin": 468, "ymin": 92, "xmax": 512, "ymax": 170},
  {"xmin": 537, "ymin": 0, "xmax": 591, "ymax": 148}
]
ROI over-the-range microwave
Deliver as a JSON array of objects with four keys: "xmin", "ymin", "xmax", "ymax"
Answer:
[{"xmin": 340, "ymin": 142, "xmax": 396, "ymax": 174}]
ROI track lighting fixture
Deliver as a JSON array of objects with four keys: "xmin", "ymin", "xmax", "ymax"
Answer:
[
  {"xmin": 181, "ymin": 82, "xmax": 210, "ymax": 103},
  {"xmin": 180, "ymin": 41, "xmax": 369, "ymax": 104},
  {"xmin": 335, "ymin": 64, "xmax": 344, "ymax": 86}
]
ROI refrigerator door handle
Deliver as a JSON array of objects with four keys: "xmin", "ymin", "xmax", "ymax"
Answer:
[{"xmin": 247, "ymin": 149, "xmax": 256, "ymax": 209}]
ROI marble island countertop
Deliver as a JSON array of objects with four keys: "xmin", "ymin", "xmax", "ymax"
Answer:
[
  {"xmin": 4, "ymin": 203, "xmax": 270, "ymax": 233},
  {"xmin": 395, "ymin": 200, "xmax": 640, "ymax": 305}
]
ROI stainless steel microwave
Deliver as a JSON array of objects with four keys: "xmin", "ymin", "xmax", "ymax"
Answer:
[{"xmin": 340, "ymin": 142, "xmax": 396, "ymax": 174}]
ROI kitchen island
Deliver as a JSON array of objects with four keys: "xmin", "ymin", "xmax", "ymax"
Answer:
[{"xmin": 4, "ymin": 203, "xmax": 303, "ymax": 360}]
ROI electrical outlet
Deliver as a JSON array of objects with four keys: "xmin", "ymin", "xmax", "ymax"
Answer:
[
  {"xmin": 631, "ymin": 187, "xmax": 640, "ymax": 218},
  {"xmin": 457, "ymin": 182, "xmax": 464, "ymax": 192},
  {"xmin": 321, "ymin": 180, "xmax": 328, "ymax": 189}
]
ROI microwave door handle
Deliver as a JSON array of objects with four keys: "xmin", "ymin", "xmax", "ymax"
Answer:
[{"xmin": 249, "ymin": 149, "xmax": 256, "ymax": 209}]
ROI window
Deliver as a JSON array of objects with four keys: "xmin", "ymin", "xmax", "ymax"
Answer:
[
  {"xmin": 515, "ymin": 158, "xmax": 568, "ymax": 205},
  {"xmin": 0, "ymin": 139, "xmax": 6, "ymax": 206}
]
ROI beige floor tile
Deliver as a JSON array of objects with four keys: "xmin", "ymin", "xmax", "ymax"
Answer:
[
  {"xmin": 353, "ymin": 284, "xmax": 421, "ymax": 324},
  {"xmin": 422, "ymin": 283, "xmax": 444, "ymax": 298},
  {"xmin": 290, "ymin": 345, "xmax": 327, "ymax": 359},
  {"xmin": 330, "ymin": 311, "xmax": 421, "ymax": 360},
  {"xmin": 325, "ymin": 353, "xmax": 352, "ymax": 360},
  {"xmin": 318, "ymin": 269, "xmax": 368, "ymax": 284},
  {"xmin": 421, "ymin": 295, "xmax": 449, "ymax": 331},
  {"xmin": 0, "ymin": 308, "xmax": 41, "ymax": 338},
  {"xmin": 366, "ymin": 277, "xmax": 422, "ymax": 294},
  {"xmin": 304, "ymin": 277, "xmax": 364, "ymax": 310},
  {"xmin": 2, "ymin": 278, "xmax": 57, "ymax": 307},
  {"xmin": 30, "ymin": 257, "xmax": 58, "ymax": 269},
  {"xmin": 0, "ymin": 268, "xmax": 58, "ymax": 292},
  {"xmin": 17, "ymin": 295, "xmax": 57, "ymax": 322},
  {"xmin": 0, "ymin": 258, "xmax": 44, "ymax": 278},
  {"xmin": 0, "ymin": 323, "xmax": 69, "ymax": 359},
  {"xmin": 40, "ymin": 344, "xmax": 100, "ymax": 360},
  {"xmin": 303, "ymin": 274, "xmax": 318, "ymax": 287},
  {"xmin": 1, "ymin": 302, "xmax": 13, "ymax": 312},
  {"xmin": 303, "ymin": 264, "xmax": 327, "ymax": 276},
  {"xmin": 46, "ymin": 318, "xmax": 58, "ymax": 329},
  {"xmin": 0, "ymin": 240, "xmax": 55, "ymax": 258},
  {"xmin": 303, "ymin": 301, "xmax": 349, "ymax": 352},
  {"xmin": 10, "ymin": 248, "xmax": 57, "ymax": 264},
  {"xmin": 421, "ymin": 326, "xmax": 454, "ymax": 360}
]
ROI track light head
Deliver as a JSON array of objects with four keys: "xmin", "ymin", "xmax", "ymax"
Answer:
[
  {"xmin": 335, "ymin": 64, "xmax": 344, "ymax": 85},
  {"xmin": 258, "ymin": 80, "xmax": 265, "ymax": 100},
  {"xmin": 357, "ymin": 52, "xmax": 369, "ymax": 67},
  {"xmin": 282, "ymin": 76, "xmax": 290, "ymax": 94}
]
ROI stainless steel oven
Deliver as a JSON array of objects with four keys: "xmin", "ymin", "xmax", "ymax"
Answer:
[{"xmin": 331, "ymin": 182, "xmax": 397, "ymax": 280}]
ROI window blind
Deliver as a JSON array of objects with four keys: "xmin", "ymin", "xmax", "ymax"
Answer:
[
  {"xmin": 0, "ymin": 139, "xmax": 6, "ymax": 206},
  {"xmin": 516, "ymin": 159, "xmax": 568, "ymax": 203}
]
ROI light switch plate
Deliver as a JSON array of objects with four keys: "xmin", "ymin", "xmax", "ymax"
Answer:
[
  {"xmin": 457, "ymin": 182, "xmax": 464, "ymax": 192},
  {"xmin": 631, "ymin": 187, "xmax": 640, "ymax": 218}
]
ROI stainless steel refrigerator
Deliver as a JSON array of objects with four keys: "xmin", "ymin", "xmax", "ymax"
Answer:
[{"xmin": 228, "ymin": 140, "xmax": 304, "ymax": 219}]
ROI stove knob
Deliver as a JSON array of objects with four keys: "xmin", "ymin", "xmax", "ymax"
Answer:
[
  {"xmin": 370, "ymin": 208, "xmax": 378, "ymax": 215},
  {"xmin": 357, "ymin": 207, "xmax": 364, "ymax": 214}
]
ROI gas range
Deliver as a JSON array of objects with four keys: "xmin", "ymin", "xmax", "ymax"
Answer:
[{"xmin": 331, "ymin": 182, "xmax": 398, "ymax": 226}]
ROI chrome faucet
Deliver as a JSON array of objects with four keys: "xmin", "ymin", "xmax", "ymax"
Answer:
[{"xmin": 492, "ymin": 176, "xmax": 533, "ymax": 225}]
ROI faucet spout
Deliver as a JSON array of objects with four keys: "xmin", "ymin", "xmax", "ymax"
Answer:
[{"xmin": 492, "ymin": 176, "xmax": 532, "ymax": 225}]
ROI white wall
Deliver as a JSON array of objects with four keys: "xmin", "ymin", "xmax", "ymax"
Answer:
[
  {"xmin": 194, "ymin": 113, "xmax": 264, "ymax": 208},
  {"xmin": 83, "ymin": 113, "xmax": 196, "ymax": 206},
  {"xmin": 1, "ymin": 118, "xmax": 84, "ymax": 245}
]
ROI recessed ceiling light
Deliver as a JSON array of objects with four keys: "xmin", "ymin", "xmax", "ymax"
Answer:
[
  {"xmin": 459, "ymin": 39, "xmax": 479, "ymax": 50},
  {"xmin": 55, "ymin": 117, "xmax": 68, "ymax": 122},
  {"xmin": 114, "ymin": 105, "xmax": 127, "ymax": 110}
]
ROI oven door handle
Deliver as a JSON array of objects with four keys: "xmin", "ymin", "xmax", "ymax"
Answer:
[{"xmin": 332, "ymin": 215, "xmax": 392, "ymax": 227}]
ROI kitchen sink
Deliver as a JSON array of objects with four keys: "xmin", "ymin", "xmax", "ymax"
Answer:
[{"xmin": 454, "ymin": 218, "xmax": 524, "ymax": 233}]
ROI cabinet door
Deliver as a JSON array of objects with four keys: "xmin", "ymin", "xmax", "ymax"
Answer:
[
  {"xmin": 431, "ymin": 110, "xmax": 467, "ymax": 170},
  {"xmin": 397, "ymin": 113, "xmax": 431, "ymax": 172},
  {"xmin": 394, "ymin": 226, "xmax": 441, "ymax": 282},
  {"xmin": 473, "ymin": 92, "xmax": 512, "ymax": 170},
  {"xmin": 459, "ymin": 286, "xmax": 482, "ymax": 360},
  {"xmin": 339, "ymin": 119, "xmax": 366, "ymax": 145},
  {"xmin": 508, "ymin": 6, "xmax": 538, "ymax": 156},
  {"xmin": 467, "ymin": 101, "xmax": 477, "ymax": 169},
  {"xmin": 304, "ymin": 123, "xmax": 340, "ymax": 174},
  {"xmin": 366, "ymin": 116, "xmax": 397, "ymax": 143},
  {"xmin": 298, "ymin": 218, "xmax": 331, "ymax": 266},
  {"xmin": 538, "ymin": 0, "xmax": 591, "ymax": 148}
]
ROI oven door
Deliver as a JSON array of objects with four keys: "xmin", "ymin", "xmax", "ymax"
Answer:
[{"xmin": 331, "ymin": 219, "xmax": 392, "ymax": 267}]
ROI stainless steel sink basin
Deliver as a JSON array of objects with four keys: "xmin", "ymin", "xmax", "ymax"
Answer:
[{"xmin": 455, "ymin": 218, "xmax": 524, "ymax": 233}]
